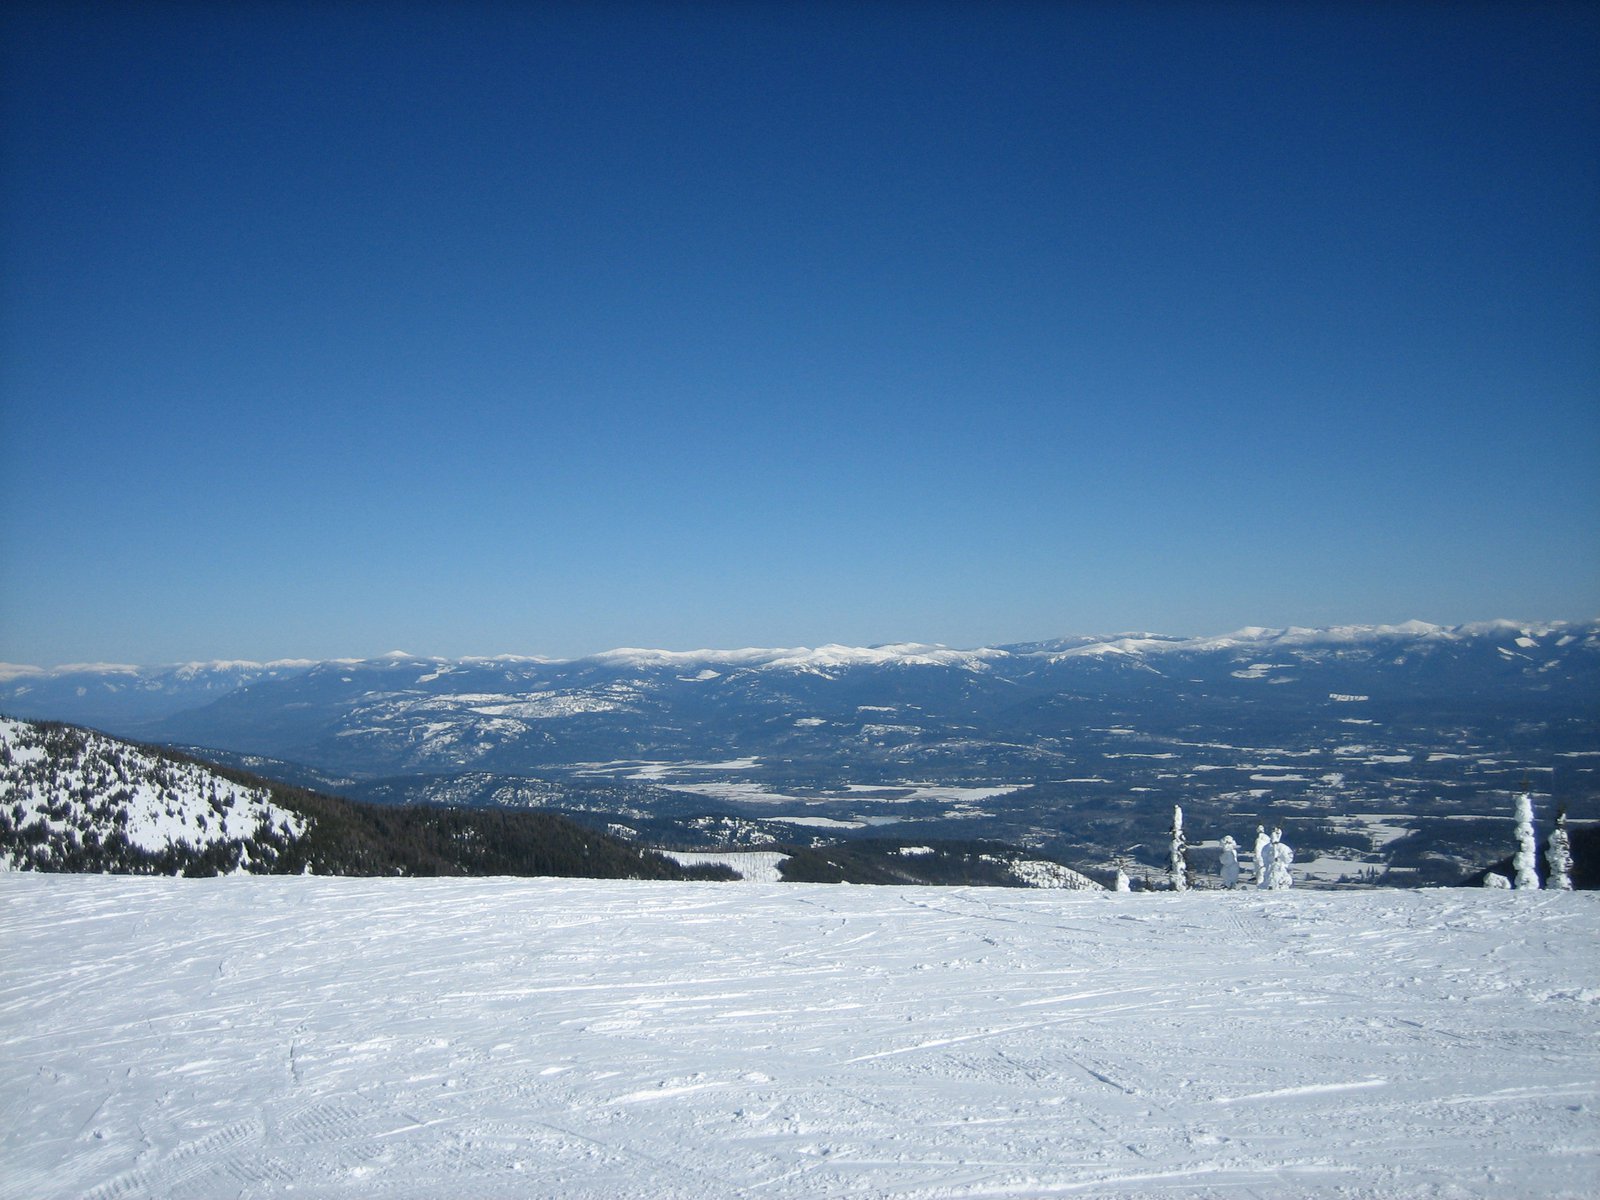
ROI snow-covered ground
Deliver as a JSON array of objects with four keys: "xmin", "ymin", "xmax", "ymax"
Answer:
[
  {"xmin": 661, "ymin": 850, "xmax": 790, "ymax": 883},
  {"xmin": 2, "ymin": 877, "xmax": 1595, "ymax": 1199}
]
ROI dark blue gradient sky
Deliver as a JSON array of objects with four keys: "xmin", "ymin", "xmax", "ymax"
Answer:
[{"xmin": 3, "ymin": 1, "xmax": 1596, "ymax": 664}]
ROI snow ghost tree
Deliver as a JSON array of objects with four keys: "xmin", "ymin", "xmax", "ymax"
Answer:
[
  {"xmin": 1219, "ymin": 835, "xmax": 1240, "ymax": 888},
  {"xmin": 1512, "ymin": 792, "xmax": 1541, "ymax": 890},
  {"xmin": 1113, "ymin": 868, "xmax": 1131, "ymax": 893},
  {"xmin": 1259, "ymin": 828, "xmax": 1294, "ymax": 890},
  {"xmin": 1482, "ymin": 872, "xmax": 1512, "ymax": 889},
  {"xmin": 1169, "ymin": 805, "xmax": 1187, "ymax": 892},
  {"xmin": 1547, "ymin": 809, "xmax": 1573, "ymax": 891},
  {"xmin": 1256, "ymin": 837, "xmax": 1275, "ymax": 888}
]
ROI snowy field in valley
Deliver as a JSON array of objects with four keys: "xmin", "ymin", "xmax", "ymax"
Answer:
[{"xmin": 2, "ymin": 877, "xmax": 1596, "ymax": 1199}]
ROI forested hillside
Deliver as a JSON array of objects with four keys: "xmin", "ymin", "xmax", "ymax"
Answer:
[{"xmin": 0, "ymin": 717, "xmax": 725, "ymax": 881}]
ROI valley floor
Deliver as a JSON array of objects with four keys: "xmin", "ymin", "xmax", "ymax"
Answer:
[{"xmin": 1, "ymin": 876, "xmax": 1596, "ymax": 1199}]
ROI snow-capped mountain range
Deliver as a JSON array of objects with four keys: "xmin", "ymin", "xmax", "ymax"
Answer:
[
  {"xmin": 3, "ymin": 618, "xmax": 1593, "ymax": 739},
  {"xmin": 3, "ymin": 620, "xmax": 1595, "ymax": 884}
]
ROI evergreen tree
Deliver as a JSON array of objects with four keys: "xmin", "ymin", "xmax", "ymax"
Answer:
[
  {"xmin": 1253, "ymin": 824, "xmax": 1269, "ymax": 885},
  {"xmin": 1547, "ymin": 808, "xmax": 1573, "ymax": 891},
  {"xmin": 1259, "ymin": 828, "xmax": 1294, "ymax": 890},
  {"xmin": 1513, "ymin": 792, "xmax": 1541, "ymax": 890},
  {"xmin": 1218, "ymin": 835, "xmax": 1240, "ymax": 889},
  {"xmin": 1168, "ymin": 805, "xmax": 1187, "ymax": 892}
]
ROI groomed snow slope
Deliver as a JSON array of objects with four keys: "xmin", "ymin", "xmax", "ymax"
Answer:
[{"xmin": 2, "ymin": 878, "xmax": 1595, "ymax": 1199}]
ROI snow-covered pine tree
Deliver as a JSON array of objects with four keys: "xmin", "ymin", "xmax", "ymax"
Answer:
[
  {"xmin": 1260, "ymin": 828, "xmax": 1294, "ymax": 890},
  {"xmin": 1169, "ymin": 805, "xmax": 1187, "ymax": 892},
  {"xmin": 1482, "ymin": 872, "xmax": 1512, "ymax": 889},
  {"xmin": 1253, "ymin": 824, "xmax": 1269, "ymax": 885},
  {"xmin": 1110, "ymin": 853, "xmax": 1138, "ymax": 892},
  {"xmin": 1547, "ymin": 808, "xmax": 1573, "ymax": 891},
  {"xmin": 1219, "ymin": 835, "xmax": 1240, "ymax": 889},
  {"xmin": 1512, "ymin": 792, "xmax": 1541, "ymax": 890}
]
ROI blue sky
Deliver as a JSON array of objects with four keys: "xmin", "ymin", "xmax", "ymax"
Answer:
[{"xmin": 2, "ymin": 1, "xmax": 1596, "ymax": 665}]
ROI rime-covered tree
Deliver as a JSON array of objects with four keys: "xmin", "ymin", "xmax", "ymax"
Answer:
[
  {"xmin": 1113, "ymin": 868, "xmax": 1131, "ymax": 892},
  {"xmin": 1253, "ymin": 824, "xmax": 1270, "ymax": 885},
  {"xmin": 1219, "ymin": 835, "xmax": 1240, "ymax": 889},
  {"xmin": 1168, "ymin": 805, "xmax": 1187, "ymax": 892},
  {"xmin": 1512, "ymin": 792, "xmax": 1541, "ymax": 890},
  {"xmin": 1547, "ymin": 809, "xmax": 1573, "ymax": 891},
  {"xmin": 1482, "ymin": 872, "xmax": 1512, "ymax": 889},
  {"xmin": 1109, "ymin": 851, "xmax": 1140, "ymax": 892},
  {"xmin": 1259, "ymin": 827, "xmax": 1294, "ymax": 890}
]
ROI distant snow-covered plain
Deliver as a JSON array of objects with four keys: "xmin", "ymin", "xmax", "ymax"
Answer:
[{"xmin": 2, "ymin": 877, "xmax": 1596, "ymax": 1198}]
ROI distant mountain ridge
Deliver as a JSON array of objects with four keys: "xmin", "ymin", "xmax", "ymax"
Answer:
[
  {"xmin": 7, "ymin": 617, "xmax": 1591, "ymax": 679},
  {"xmin": 4, "ymin": 618, "xmax": 1594, "ymax": 738},
  {"xmin": 3, "ymin": 620, "xmax": 1594, "ymax": 887}
]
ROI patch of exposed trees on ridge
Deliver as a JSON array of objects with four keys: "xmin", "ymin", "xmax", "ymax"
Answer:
[{"xmin": 0, "ymin": 719, "xmax": 732, "ymax": 881}]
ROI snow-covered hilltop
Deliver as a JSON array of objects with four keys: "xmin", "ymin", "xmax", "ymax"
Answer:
[
  {"xmin": 0, "ymin": 718, "xmax": 727, "ymax": 881},
  {"xmin": 0, "ymin": 718, "xmax": 304, "ymax": 874}
]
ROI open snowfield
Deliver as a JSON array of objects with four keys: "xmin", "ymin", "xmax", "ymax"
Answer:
[{"xmin": 2, "ymin": 877, "xmax": 1596, "ymax": 1199}]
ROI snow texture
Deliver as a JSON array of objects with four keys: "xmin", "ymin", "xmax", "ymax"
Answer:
[{"xmin": 3, "ymin": 876, "xmax": 1596, "ymax": 1200}]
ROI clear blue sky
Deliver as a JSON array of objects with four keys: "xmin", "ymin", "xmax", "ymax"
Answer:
[{"xmin": 2, "ymin": 1, "xmax": 1596, "ymax": 666}]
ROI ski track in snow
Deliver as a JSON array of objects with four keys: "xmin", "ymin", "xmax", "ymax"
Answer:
[{"xmin": 1, "ymin": 877, "xmax": 1596, "ymax": 1199}]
